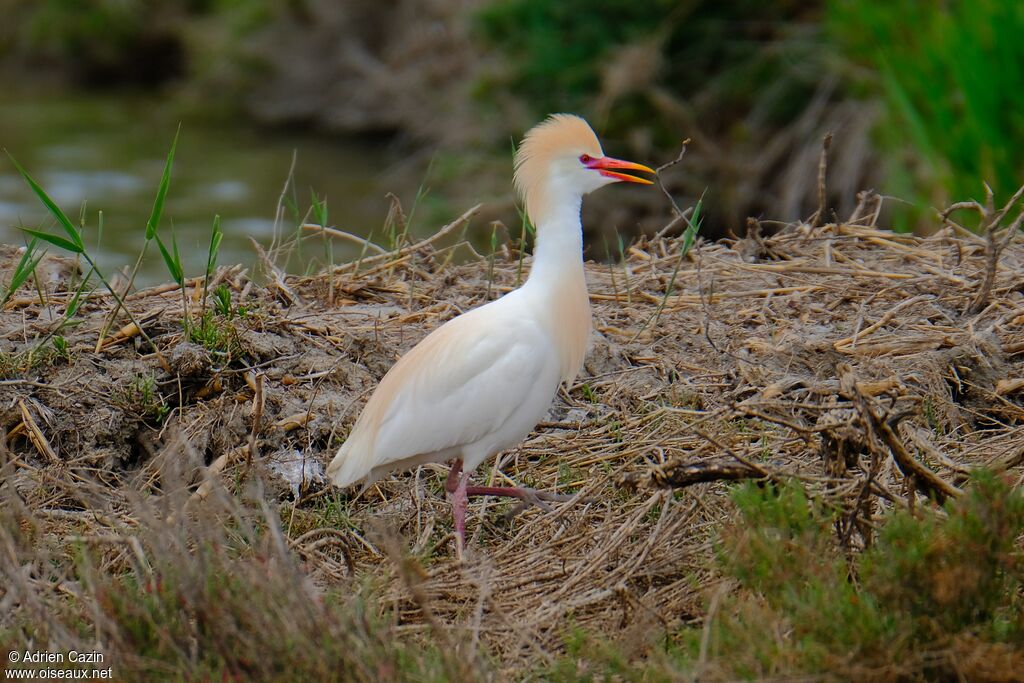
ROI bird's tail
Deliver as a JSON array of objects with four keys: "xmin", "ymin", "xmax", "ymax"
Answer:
[{"xmin": 326, "ymin": 437, "xmax": 369, "ymax": 489}]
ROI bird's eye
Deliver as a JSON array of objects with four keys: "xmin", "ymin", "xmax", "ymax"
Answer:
[{"xmin": 579, "ymin": 154, "xmax": 592, "ymax": 164}]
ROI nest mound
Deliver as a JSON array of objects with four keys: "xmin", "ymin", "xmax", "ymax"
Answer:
[{"xmin": 2, "ymin": 196, "xmax": 1023, "ymax": 675}]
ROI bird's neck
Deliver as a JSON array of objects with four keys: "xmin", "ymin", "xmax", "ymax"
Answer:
[
  {"xmin": 526, "ymin": 195, "xmax": 585, "ymax": 285},
  {"xmin": 524, "ymin": 195, "xmax": 591, "ymax": 383}
]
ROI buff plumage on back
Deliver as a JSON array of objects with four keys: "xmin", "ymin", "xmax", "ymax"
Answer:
[{"xmin": 513, "ymin": 114, "xmax": 604, "ymax": 225}]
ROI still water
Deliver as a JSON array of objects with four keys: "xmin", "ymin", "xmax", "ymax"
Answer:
[{"xmin": 0, "ymin": 92, "xmax": 408, "ymax": 284}]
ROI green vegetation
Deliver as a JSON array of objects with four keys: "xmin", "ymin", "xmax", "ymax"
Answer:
[
  {"xmin": 148, "ymin": 126, "xmax": 183, "ymax": 290},
  {"xmin": 119, "ymin": 374, "xmax": 170, "ymax": 424},
  {"xmin": 6, "ymin": 0, "xmax": 280, "ymax": 86},
  {"xmin": 188, "ymin": 281, "xmax": 247, "ymax": 357},
  {"xmin": 480, "ymin": 0, "xmax": 1023, "ymax": 230},
  {"xmin": 477, "ymin": 1, "xmax": 817, "ymax": 141},
  {"xmin": 6, "ymin": 128, "xmax": 252, "ymax": 365},
  {"xmin": 211, "ymin": 283, "xmax": 233, "ymax": 317},
  {"xmin": 2, "ymin": 6, "xmax": 1024, "ymax": 680},
  {"xmin": 5, "ymin": 149, "xmax": 169, "ymax": 366},
  {"xmin": 5, "ymin": 2, "xmax": 1021, "ymax": 234},
  {"xmin": 187, "ymin": 308, "xmax": 242, "ymax": 357},
  {"xmin": 202, "ymin": 215, "xmax": 224, "ymax": 311},
  {"xmin": 0, "ymin": 344, "xmax": 68, "ymax": 379},
  {"xmin": 478, "ymin": 1, "xmax": 678, "ymax": 115},
  {"xmin": 542, "ymin": 472, "xmax": 1024, "ymax": 680},
  {"xmin": 827, "ymin": 0, "xmax": 1024, "ymax": 229},
  {"xmin": 50, "ymin": 334, "xmax": 69, "ymax": 358},
  {"xmin": 0, "ymin": 237, "xmax": 42, "ymax": 307},
  {"xmin": 82, "ymin": 542, "xmax": 440, "ymax": 682},
  {"xmin": 633, "ymin": 192, "xmax": 702, "ymax": 340},
  {"xmin": 0, "ymin": 244, "xmax": 93, "ymax": 378}
]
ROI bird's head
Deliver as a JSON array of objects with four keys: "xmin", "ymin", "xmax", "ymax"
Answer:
[{"xmin": 514, "ymin": 114, "xmax": 654, "ymax": 225}]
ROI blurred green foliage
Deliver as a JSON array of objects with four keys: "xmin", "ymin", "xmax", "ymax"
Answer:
[
  {"xmin": 479, "ymin": 0, "xmax": 1024, "ymax": 231},
  {"xmin": 827, "ymin": 0, "xmax": 1024, "ymax": 229},
  {"xmin": 477, "ymin": 1, "xmax": 827, "ymax": 234},
  {"xmin": 20, "ymin": 0, "xmax": 186, "ymax": 83},
  {"xmin": 477, "ymin": 0, "xmax": 676, "ymax": 112},
  {"xmin": 477, "ymin": 1, "xmax": 819, "ymax": 140},
  {"xmin": 4, "ymin": 0, "xmax": 281, "ymax": 86},
  {"xmin": 1, "ymin": 0, "xmax": 1022, "ymax": 232}
]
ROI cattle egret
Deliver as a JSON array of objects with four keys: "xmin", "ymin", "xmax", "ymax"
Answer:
[{"xmin": 327, "ymin": 114, "xmax": 654, "ymax": 551}]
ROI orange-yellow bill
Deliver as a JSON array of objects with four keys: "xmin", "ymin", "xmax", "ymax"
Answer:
[{"xmin": 585, "ymin": 156, "xmax": 656, "ymax": 184}]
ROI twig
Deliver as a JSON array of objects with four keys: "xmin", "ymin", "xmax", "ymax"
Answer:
[
  {"xmin": 654, "ymin": 139, "xmax": 690, "ymax": 219},
  {"xmin": 692, "ymin": 426, "xmax": 771, "ymax": 479},
  {"xmin": 301, "ymin": 223, "xmax": 388, "ymax": 254},
  {"xmin": 246, "ymin": 370, "xmax": 264, "ymax": 470},
  {"xmin": 877, "ymin": 412, "xmax": 961, "ymax": 502},
  {"xmin": 941, "ymin": 183, "xmax": 1024, "ymax": 313},
  {"xmin": 698, "ymin": 582, "xmax": 729, "ymax": 672},
  {"xmin": 810, "ymin": 132, "xmax": 833, "ymax": 228},
  {"xmin": 970, "ymin": 198, "xmax": 1024, "ymax": 313},
  {"xmin": 635, "ymin": 458, "xmax": 767, "ymax": 489},
  {"xmin": 18, "ymin": 399, "xmax": 60, "ymax": 465},
  {"xmin": 837, "ymin": 363, "xmax": 960, "ymax": 503},
  {"xmin": 336, "ymin": 204, "xmax": 482, "ymax": 271},
  {"xmin": 833, "ymin": 294, "xmax": 933, "ymax": 350}
]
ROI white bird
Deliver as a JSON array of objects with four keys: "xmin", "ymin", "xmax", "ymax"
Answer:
[{"xmin": 327, "ymin": 114, "xmax": 654, "ymax": 550}]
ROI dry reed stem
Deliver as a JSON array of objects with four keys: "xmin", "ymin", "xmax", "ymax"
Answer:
[{"xmin": 17, "ymin": 398, "xmax": 59, "ymax": 465}]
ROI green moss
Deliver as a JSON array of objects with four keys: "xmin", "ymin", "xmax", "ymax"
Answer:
[
  {"xmin": 0, "ymin": 343, "xmax": 71, "ymax": 379},
  {"xmin": 186, "ymin": 309, "xmax": 240, "ymax": 357},
  {"xmin": 118, "ymin": 374, "xmax": 170, "ymax": 424}
]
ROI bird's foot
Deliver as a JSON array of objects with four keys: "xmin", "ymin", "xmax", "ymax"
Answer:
[{"xmin": 445, "ymin": 460, "xmax": 586, "ymax": 545}]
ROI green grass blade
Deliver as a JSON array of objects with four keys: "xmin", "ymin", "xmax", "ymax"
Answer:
[
  {"xmin": 206, "ymin": 214, "xmax": 223, "ymax": 277},
  {"xmin": 11, "ymin": 238, "xmax": 41, "ymax": 286},
  {"xmin": 283, "ymin": 194, "xmax": 300, "ymax": 225},
  {"xmin": 2, "ymin": 238, "xmax": 43, "ymax": 305},
  {"xmin": 310, "ymin": 190, "xmax": 328, "ymax": 227},
  {"xmin": 680, "ymin": 191, "xmax": 705, "ymax": 258},
  {"xmin": 146, "ymin": 125, "xmax": 180, "ymax": 241},
  {"xmin": 6, "ymin": 152, "xmax": 84, "ymax": 252},
  {"xmin": 516, "ymin": 204, "xmax": 536, "ymax": 237},
  {"xmin": 213, "ymin": 284, "xmax": 232, "ymax": 317},
  {"xmin": 20, "ymin": 227, "xmax": 82, "ymax": 254},
  {"xmin": 15, "ymin": 254, "xmax": 44, "ymax": 294},
  {"xmin": 201, "ymin": 214, "xmax": 223, "ymax": 316},
  {"xmin": 172, "ymin": 229, "xmax": 182, "ymax": 279},
  {"xmin": 156, "ymin": 233, "xmax": 183, "ymax": 286},
  {"xmin": 65, "ymin": 265, "xmax": 96, "ymax": 319}
]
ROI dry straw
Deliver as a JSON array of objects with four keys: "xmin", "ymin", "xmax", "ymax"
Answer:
[{"xmin": 2, "ymin": 171, "xmax": 1024, "ymax": 676}]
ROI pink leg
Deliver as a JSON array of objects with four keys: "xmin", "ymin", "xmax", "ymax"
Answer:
[
  {"xmin": 445, "ymin": 460, "xmax": 469, "ymax": 554},
  {"xmin": 444, "ymin": 459, "xmax": 464, "ymax": 494}
]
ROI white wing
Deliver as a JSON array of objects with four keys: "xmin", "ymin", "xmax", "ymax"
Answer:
[{"xmin": 327, "ymin": 299, "xmax": 557, "ymax": 487}]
